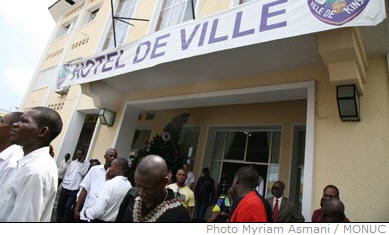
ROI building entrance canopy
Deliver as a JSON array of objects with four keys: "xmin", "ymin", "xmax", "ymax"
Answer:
[{"xmin": 56, "ymin": 0, "xmax": 386, "ymax": 90}]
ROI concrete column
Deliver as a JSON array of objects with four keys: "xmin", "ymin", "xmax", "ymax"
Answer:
[{"xmin": 113, "ymin": 104, "xmax": 141, "ymax": 158}]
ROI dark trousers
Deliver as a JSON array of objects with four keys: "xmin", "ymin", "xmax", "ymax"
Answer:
[
  {"xmin": 195, "ymin": 200, "xmax": 209, "ymax": 222},
  {"xmin": 56, "ymin": 187, "xmax": 79, "ymax": 222}
]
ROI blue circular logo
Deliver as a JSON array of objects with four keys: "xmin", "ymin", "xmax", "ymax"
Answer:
[{"xmin": 308, "ymin": 0, "xmax": 369, "ymax": 26}]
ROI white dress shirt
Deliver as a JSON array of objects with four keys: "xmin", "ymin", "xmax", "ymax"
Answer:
[
  {"xmin": 61, "ymin": 159, "xmax": 89, "ymax": 190},
  {"xmin": 84, "ymin": 175, "xmax": 132, "ymax": 222},
  {"xmin": 0, "ymin": 146, "xmax": 58, "ymax": 222},
  {"xmin": 79, "ymin": 165, "xmax": 107, "ymax": 221},
  {"xmin": 0, "ymin": 145, "xmax": 23, "ymax": 184},
  {"xmin": 273, "ymin": 196, "xmax": 283, "ymax": 209},
  {"xmin": 185, "ymin": 171, "xmax": 195, "ymax": 187}
]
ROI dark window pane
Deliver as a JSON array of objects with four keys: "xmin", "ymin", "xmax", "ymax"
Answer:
[
  {"xmin": 246, "ymin": 132, "xmax": 270, "ymax": 163},
  {"xmin": 224, "ymin": 132, "xmax": 246, "ymax": 160},
  {"xmin": 131, "ymin": 130, "xmax": 151, "ymax": 149},
  {"xmin": 270, "ymin": 131, "xmax": 281, "ymax": 163}
]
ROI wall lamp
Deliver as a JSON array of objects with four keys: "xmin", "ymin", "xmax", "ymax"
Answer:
[
  {"xmin": 336, "ymin": 84, "xmax": 360, "ymax": 121},
  {"xmin": 98, "ymin": 108, "xmax": 116, "ymax": 127}
]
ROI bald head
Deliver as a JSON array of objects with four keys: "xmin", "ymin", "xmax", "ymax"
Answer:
[
  {"xmin": 136, "ymin": 155, "xmax": 168, "ymax": 180},
  {"xmin": 322, "ymin": 198, "xmax": 346, "ymax": 222},
  {"xmin": 135, "ymin": 155, "xmax": 169, "ymax": 206}
]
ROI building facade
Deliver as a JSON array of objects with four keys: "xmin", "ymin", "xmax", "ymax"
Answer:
[{"xmin": 22, "ymin": 0, "xmax": 389, "ymax": 221}]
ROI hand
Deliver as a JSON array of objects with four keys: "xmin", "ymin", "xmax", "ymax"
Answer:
[{"xmin": 74, "ymin": 209, "xmax": 81, "ymax": 221}]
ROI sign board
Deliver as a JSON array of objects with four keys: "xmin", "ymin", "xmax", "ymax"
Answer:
[{"xmin": 57, "ymin": 0, "xmax": 386, "ymax": 90}]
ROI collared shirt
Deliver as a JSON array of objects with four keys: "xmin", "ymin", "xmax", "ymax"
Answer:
[
  {"xmin": 0, "ymin": 146, "xmax": 58, "ymax": 222},
  {"xmin": 79, "ymin": 165, "xmax": 107, "ymax": 221},
  {"xmin": 61, "ymin": 159, "xmax": 89, "ymax": 190},
  {"xmin": 273, "ymin": 196, "xmax": 283, "ymax": 209},
  {"xmin": 185, "ymin": 171, "xmax": 195, "ymax": 187},
  {"xmin": 85, "ymin": 176, "xmax": 132, "ymax": 222},
  {"xmin": 0, "ymin": 145, "xmax": 23, "ymax": 183}
]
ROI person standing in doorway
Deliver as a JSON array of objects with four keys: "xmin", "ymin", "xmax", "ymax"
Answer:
[
  {"xmin": 267, "ymin": 181, "xmax": 304, "ymax": 222},
  {"xmin": 56, "ymin": 149, "xmax": 89, "ymax": 222},
  {"xmin": 57, "ymin": 153, "xmax": 71, "ymax": 187},
  {"xmin": 183, "ymin": 163, "xmax": 195, "ymax": 190},
  {"xmin": 194, "ymin": 167, "xmax": 215, "ymax": 222},
  {"xmin": 167, "ymin": 168, "xmax": 195, "ymax": 218}
]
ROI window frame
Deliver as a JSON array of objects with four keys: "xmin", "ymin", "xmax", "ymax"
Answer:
[
  {"xmin": 152, "ymin": 0, "xmax": 199, "ymax": 32},
  {"xmin": 102, "ymin": 0, "xmax": 140, "ymax": 51}
]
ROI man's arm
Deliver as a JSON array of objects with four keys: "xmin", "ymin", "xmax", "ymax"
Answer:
[{"xmin": 74, "ymin": 188, "xmax": 87, "ymax": 221}]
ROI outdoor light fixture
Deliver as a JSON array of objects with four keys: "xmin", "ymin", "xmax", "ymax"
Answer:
[
  {"xmin": 98, "ymin": 108, "xmax": 116, "ymax": 127},
  {"xmin": 336, "ymin": 84, "xmax": 360, "ymax": 121}
]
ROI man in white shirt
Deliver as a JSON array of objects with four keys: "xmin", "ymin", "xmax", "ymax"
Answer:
[
  {"xmin": 0, "ymin": 107, "xmax": 62, "ymax": 222},
  {"xmin": 57, "ymin": 153, "xmax": 71, "ymax": 187},
  {"xmin": 56, "ymin": 149, "xmax": 89, "ymax": 222},
  {"xmin": 73, "ymin": 148, "xmax": 118, "ymax": 222},
  {"xmin": 84, "ymin": 158, "xmax": 132, "ymax": 222},
  {"xmin": 183, "ymin": 163, "xmax": 195, "ymax": 190},
  {"xmin": 0, "ymin": 112, "xmax": 23, "ymax": 183}
]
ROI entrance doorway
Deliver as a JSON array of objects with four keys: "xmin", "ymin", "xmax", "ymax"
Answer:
[
  {"xmin": 204, "ymin": 126, "xmax": 281, "ymax": 198},
  {"xmin": 73, "ymin": 114, "xmax": 98, "ymax": 157}
]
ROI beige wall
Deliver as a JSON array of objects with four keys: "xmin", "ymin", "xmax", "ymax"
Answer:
[
  {"xmin": 48, "ymin": 85, "xmax": 82, "ymax": 157},
  {"xmin": 198, "ymin": 0, "xmax": 230, "ymax": 18},
  {"xmin": 313, "ymin": 57, "xmax": 389, "ymax": 222}
]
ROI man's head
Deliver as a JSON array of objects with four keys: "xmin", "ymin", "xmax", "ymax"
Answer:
[
  {"xmin": 322, "ymin": 198, "xmax": 345, "ymax": 222},
  {"xmin": 75, "ymin": 149, "xmax": 86, "ymax": 162},
  {"xmin": 10, "ymin": 107, "xmax": 62, "ymax": 147},
  {"xmin": 231, "ymin": 166, "xmax": 258, "ymax": 198},
  {"xmin": 108, "ymin": 158, "xmax": 129, "ymax": 178},
  {"xmin": 202, "ymin": 167, "xmax": 210, "ymax": 176},
  {"xmin": 182, "ymin": 163, "xmax": 189, "ymax": 171},
  {"xmin": 271, "ymin": 181, "xmax": 285, "ymax": 199},
  {"xmin": 104, "ymin": 148, "xmax": 118, "ymax": 168},
  {"xmin": 320, "ymin": 185, "xmax": 339, "ymax": 207},
  {"xmin": 176, "ymin": 168, "xmax": 187, "ymax": 187},
  {"xmin": 64, "ymin": 153, "xmax": 71, "ymax": 161},
  {"xmin": 0, "ymin": 112, "xmax": 23, "ymax": 145},
  {"xmin": 135, "ymin": 155, "xmax": 169, "ymax": 207}
]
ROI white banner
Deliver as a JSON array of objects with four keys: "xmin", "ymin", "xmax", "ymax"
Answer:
[{"xmin": 56, "ymin": 0, "xmax": 387, "ymax": 90}]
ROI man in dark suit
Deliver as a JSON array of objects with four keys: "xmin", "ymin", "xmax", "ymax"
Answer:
[{"xmin": 267, "ymin": 181, "xmax": 304, "ymax": 222}]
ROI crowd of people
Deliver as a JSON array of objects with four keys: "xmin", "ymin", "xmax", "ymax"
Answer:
[{"xmin": 0, "ymin": 107, "xmax": 349, "ymax": 222}]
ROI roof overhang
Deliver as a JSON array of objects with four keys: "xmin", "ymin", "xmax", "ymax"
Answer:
[{"xmin": 48, "ymin": 0, "xmax": 84, "ymax": 22}]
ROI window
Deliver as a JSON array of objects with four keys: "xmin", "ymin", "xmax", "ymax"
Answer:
[
  {"xmin": 205, "ymin": 127, "xmax": 282, "ymax": 198},
  {"xmin": 155, "ymin": 0, "xmax": 197, "ymax": 31},
  {"xmin": 103, "ymin": 0, "xmax": 138, "ymax": 50},
  {"xmin": 57, "ymin": 22, "xmax": 73, "ymax": 38},
  {"xmin": 85, "ymin": 8, "xmax": 100, "ymax": 24},
  {"xmin": 131, "ymin": 129, "xmax": 151, "ymax": 150}
]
